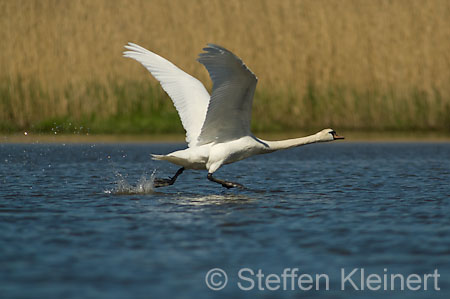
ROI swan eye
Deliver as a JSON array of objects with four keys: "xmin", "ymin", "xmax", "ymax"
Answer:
[{"xmin": 330, "ymin": 130, "xmax": 336, "ymax": 136}]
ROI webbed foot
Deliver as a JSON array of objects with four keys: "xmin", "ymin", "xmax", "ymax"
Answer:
[
  {"xmin": 153, "ymin": 167, "xmax": 184, "ymax": 188},
  {"xmin": 207, "ymin": 173, "xmax": 245, "ymax": 189}
]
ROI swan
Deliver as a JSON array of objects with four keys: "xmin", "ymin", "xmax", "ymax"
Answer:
[{"xmin": 123, "ymin": 43, "xmax": 344, "ymax": 189}]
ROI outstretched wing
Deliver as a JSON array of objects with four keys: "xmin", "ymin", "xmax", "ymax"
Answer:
[
  {"xmin": 196, "ymin": 44, "xmax": 258, "ymax": 145},
  {"xmin": 123, "ymin": 43, "xmax": 210, "ymax": 147}
]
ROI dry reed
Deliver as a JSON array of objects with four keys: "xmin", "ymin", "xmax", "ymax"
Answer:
[{"xmin": 1, "ymin": 0, "xmax": 449, "ymax": 133}]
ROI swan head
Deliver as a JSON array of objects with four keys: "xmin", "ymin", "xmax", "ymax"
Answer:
[{"xmin": 317, "ymin": 129, "xmax": 345, "ymax": 142}]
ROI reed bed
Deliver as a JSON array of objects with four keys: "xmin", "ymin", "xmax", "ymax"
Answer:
[{"xmin": 1, "ymin": 0, "xmax": 449, "ymax": 133}]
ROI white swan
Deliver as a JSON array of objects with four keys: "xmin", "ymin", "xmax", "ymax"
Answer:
[{"xmin": 123, "ymin": 43, "xmax": 344, "ymax": 188}]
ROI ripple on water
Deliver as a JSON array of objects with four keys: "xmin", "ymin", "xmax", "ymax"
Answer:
[{"xmin": 1, "ymin": 143, "xmax": 450, "ymax": 299}]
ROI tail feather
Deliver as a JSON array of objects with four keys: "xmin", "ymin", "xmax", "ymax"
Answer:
[
  {"xmin": 151, "ymin": 154, "xmax": 185, "ymax": 166},
  {"xmin": 151, "ymin": 154, "xmax": 166, "ymax": 161}
]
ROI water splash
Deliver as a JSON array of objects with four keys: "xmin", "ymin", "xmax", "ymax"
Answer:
[{"xmin": 105, "ymin": 170, "xmax": 156, "ymax": 195}]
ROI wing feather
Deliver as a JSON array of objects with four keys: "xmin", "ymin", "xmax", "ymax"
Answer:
[
  {"xmin": 196, "ymin": 44, "xmax": 258, "ymax": 145},
  {"xmin": 123, "ymin": 43, "xmax": 210, "ymax": 146}
]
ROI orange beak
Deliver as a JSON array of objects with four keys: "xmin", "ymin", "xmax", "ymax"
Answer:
[{"xmin": 334, "ymin": 134, "xmax": 345, "ymax": 140}]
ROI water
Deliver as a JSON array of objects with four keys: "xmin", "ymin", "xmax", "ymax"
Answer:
[{"xmin": 0, "ymin": 142, "xmax": 449, "ymax": 299}]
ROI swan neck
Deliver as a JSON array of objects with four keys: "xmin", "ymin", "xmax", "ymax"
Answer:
[{"xmin": 263, "ymin": 134, "xmax": 319, "ymax": 151}]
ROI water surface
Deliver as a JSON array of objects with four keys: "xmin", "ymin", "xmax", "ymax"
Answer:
[{"xmin": 0, "ymin": 142, "xmax": 449, "ymax": 298}]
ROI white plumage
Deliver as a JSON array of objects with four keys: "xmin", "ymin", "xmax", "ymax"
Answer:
[
  {"xmin": 196, "ymin": 44, "xmax": 257, "ymax": 145},
  {"xmin": 124, "ymin": 43, "xmax": 343, "ymax": 189},
  {"xmin": 123, "ymin": 43, "xmax": 209, "ymax": 147}
]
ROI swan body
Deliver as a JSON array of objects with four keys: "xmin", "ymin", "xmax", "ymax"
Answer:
[
  {"xmin": 123, "ymin": 43, "xmax": 343, "ymax": 188},
  {"xmin": 152, "ymin": 135, "xmax": 266, "ymax": 171}
]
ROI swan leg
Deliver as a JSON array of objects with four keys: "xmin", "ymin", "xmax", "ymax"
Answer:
[
  {"xmin": 207, "ymin": 173, "xmax": 244, "ymax": 189},
  {"xmin": 153, "ymin": 167, "xmax": 185, "ymax": 188}
]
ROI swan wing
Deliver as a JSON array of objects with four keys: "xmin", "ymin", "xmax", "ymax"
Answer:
[
  {"xmin": 123, "ymin": 43, "xmax": 210, "ymax": 147},
  {"xmin": 197, "ymin": 44, "xmax": 258, "ymax": 145}
]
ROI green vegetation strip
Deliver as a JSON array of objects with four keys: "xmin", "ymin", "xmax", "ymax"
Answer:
[{"xmin": 1, "ymin": 78, "xmax": 449, "ymax": 135}]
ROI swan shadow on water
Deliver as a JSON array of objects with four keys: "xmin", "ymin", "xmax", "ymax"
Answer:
[{"xmin": 170, "ymin": 193, "xmax": 259, "ymax": 206}]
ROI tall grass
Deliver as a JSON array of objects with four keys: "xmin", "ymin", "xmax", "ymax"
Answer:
[{"xmin": 1, "ymin": 0, "xmax": 449, "ymax": 133}]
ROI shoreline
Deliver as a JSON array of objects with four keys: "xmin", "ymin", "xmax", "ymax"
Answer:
[{"xmin": 2, "ymin": 131, "xmax": 450, "ymax": 144}]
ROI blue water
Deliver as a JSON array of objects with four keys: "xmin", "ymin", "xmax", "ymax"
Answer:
[{"xmin": 0, "ymin": 142, "xmax": 449, "ymax": 299}]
